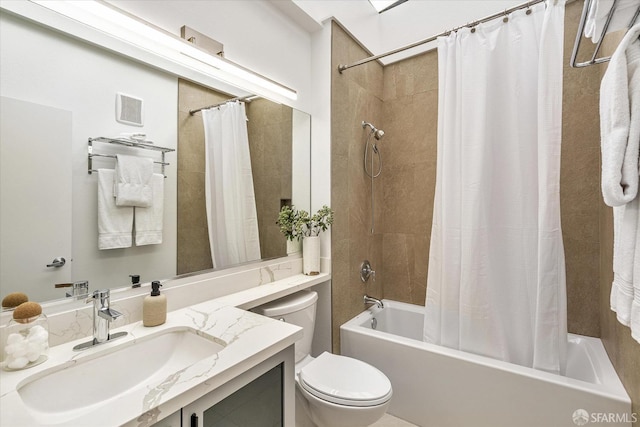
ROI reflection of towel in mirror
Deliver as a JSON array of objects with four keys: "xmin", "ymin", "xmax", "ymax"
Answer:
[
  {"xmin": 98, "ymin": 169, "xmax": 133, "ymax": 250},
  {"xmin": 114, "ymin": 154, "xmax": 153, "ymax": 207},
  {"xmin": 135, "ymin": 173, "xmax": 164, "ymax": 246}
]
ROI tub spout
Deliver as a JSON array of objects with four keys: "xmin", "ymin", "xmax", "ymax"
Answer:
[{"xmin": 364, "ymin": 295, "xmax": 384, "ymax": 309}]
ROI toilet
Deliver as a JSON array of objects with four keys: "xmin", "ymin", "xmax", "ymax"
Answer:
[{"xmin": 252, "ymin": 291, "xmax": 392, "ymax": 427}]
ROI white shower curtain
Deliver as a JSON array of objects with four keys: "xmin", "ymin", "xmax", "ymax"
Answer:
[
  {"xmin": 423, "ymin": 0, "xmax": 567, "ymax": 374},
  {"xmin": 202, "ymin": 101, "xmax": 261, "ymax": 269}
]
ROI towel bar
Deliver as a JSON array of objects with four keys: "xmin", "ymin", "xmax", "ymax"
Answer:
[
  {"xmin": 87, "ymin": 137, "xmax": 175, "ymax": 178},
  {"xmin": 571, "ymin": 0, "xmax": 640, "ymax": 68}
]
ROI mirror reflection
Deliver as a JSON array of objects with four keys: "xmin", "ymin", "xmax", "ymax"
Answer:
[{"xmin": 0, "ymin": 11, "xmax": 310, "ymax": 306}]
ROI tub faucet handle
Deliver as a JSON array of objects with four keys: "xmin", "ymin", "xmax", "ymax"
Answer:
[{"xmin": 360, "ymin": 260, "xmax": 376, "ymax": 282}]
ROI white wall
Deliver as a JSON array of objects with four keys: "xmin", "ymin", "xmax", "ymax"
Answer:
[
  {"xmin": 0, "ymin": 13, "xmax": 178, "ymax": 293},
  {"xmin": 108, "ymin": 0, "xmax": 314, "ymax": 114},
  {"xmin": 310, "ymin": 21, "xmax": 333, "ymax": 258}
]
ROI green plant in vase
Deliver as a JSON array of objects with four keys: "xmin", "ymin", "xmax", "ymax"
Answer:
[{"xmin": 277, "ymin": 205, "xmax": 334, "ymax": 275}]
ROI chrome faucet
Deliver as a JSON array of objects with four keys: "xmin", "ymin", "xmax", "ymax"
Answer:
[
  {"xmin": 68, "ymin": 280, "xmax": 89, "ymax": 299},
  {"xmin": 54, "ymin": 280, "xmax": 89, "ymax": 299},
  {"xmin": 364, "ymin": 294, "xmax": 384, "ymax": 309},
  {"xmin": 73, "ymin": 289, "xmax": 127, "ymax": 351}
]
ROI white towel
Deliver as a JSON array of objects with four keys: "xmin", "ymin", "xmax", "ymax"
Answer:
[
  {"xmin": 135, "ymin": 173, "xmax": 164, "ymax": 246},
  {"xmin": 601, "ymin": 24, "xmax": 640, "ymax": 343},
  {"xmin": 98, "ymin": 169, "xmax": 133, "ymax": 250},
  {"xmin": 632, "ymin": 211, "xmax": 640, "ymax": 342},
  {"xmin": 585, "ymin": 0, "xmax": 640, "ymax": 43},
  {"xmin": 600, "ymin": 24, "xmax": 640, "ymax": 207},
  {"xmin": 114, "ymin": 154, "xmax": 153, "ymax": 207}
]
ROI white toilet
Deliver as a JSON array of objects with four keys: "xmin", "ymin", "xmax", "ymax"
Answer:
[{"xmin": 252, "ymin": 291, "xmax": 392, "ymax": 427}]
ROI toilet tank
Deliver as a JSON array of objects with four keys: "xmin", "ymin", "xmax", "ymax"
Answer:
[{"xmin": 251, "ymin": 291, "xmax": 318, "ymax": 363}]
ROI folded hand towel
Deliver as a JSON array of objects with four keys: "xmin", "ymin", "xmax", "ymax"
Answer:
[
  {"xmin": 600, "ymin": 24, "xmax": 640, "ymax": 207},
  {"xmin": 135, "ymin": 173, "xmax": 164, "ymax": 246},
  {"xmin": 98, "ymin": 169, "xmax": 133, "ymax": 250},
  {"xmin": 585, "ymin": 0, "xmax": 640, "ymax": 43},
  {"xmin": 114, "ymin": 154, "xmax": 153, "ymax": 207}
]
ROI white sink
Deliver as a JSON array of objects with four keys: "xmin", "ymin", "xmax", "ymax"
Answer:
[{"xmin": 16, "ymin": 328, "xmax": 225, "ymax": 422}]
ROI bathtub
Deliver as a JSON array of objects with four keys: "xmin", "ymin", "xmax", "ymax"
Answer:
[{"xmin": 341, "ymin": 300, "xmax": 633, "ymax": 427}]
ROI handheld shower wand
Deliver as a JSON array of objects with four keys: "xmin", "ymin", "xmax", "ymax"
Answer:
[{"xmin": 362, "ymin": 121, "xmax": 385, "ymax": 234}]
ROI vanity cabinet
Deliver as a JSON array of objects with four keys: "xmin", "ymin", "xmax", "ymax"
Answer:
[
  {"xmin": 152, "ymin": 410, "xmax": 181, "ymax": 427},
  {"xmin": 150, "ymin": 347, "xmax": 294, "ymax": 427},
  {"xmin": 186, "ymin": 363, "xmax": 283, "ymax": 427}
]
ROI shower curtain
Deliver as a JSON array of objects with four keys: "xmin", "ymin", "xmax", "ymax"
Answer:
[
  {"xmin": 202, "ymin": 101, "xmax": 261, "ymax": 269},
  {"xmin": 423, "ymin": 0, "xmax": 567, "ymax": 374}
]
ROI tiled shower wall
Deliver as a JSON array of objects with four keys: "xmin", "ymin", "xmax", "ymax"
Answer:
[
  {"xmin": 177, "ymin": 79, "xmax": 228, "ymax": 275},
  {"xmin": 331, "ymin": 0, "xmax": 638, "ymax": 417},
  {"xmin": 380, "ymin": 50, "xmax": 438, "ymax": 305},
  {"xmin": 331, "ymin": 22, "xmax": 385, "ymax": 352},
  {"xmin": 246, "ymin": 99, "xmax": 292, "ymax": 261},
  {"xmin": 177, "ymin": 80, "xmax": 290, "ymax": 275}
]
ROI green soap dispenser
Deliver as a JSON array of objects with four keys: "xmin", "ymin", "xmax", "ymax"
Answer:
[{"xmin": 143, "ymin": 281, "xmax": 166, "ymax": 327}]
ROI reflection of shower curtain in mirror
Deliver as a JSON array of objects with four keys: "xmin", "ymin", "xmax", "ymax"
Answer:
[
  {"xmin": 202, "ymin": 101, "xmax": 261, "ymax": 269},
  {"xmin": 423, "ymin": 0, "xmax": 567, "ymax": 374}
]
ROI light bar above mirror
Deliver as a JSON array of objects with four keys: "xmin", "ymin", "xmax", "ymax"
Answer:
[{"xmin": 3, "ymin": 0, "xmax": 297, "ymax": 101}]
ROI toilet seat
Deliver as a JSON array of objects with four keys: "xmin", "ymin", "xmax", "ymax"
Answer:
[{"xmin": 298, "ymin": 352, "xmax": 392, "ymax": 408}]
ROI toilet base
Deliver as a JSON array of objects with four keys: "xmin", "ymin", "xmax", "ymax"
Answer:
[{"xmin": 296, "ymin": 381, "xmax": 390, "ymax": 427}]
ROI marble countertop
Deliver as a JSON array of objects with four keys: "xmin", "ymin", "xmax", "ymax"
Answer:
[{"xmin": 0, "ymin": 298, "xmax": 302, "ymax": 427}]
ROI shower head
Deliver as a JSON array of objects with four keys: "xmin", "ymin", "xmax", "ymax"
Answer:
[{"xmin": 362, "ymin": 121, "xmax": 385, "ymax": 140}]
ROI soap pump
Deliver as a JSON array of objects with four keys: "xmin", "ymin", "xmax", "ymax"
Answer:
[{"xmin": 143, "ymin": 281, "xmax": 166, "ymax": 327}]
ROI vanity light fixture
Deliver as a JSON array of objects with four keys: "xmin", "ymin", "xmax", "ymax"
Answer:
[{"xmin": 28, "ymin": 0, "xmax": 298, "ymax": 101}]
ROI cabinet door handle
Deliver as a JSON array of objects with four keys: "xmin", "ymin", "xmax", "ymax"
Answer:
[{"xmin": 190, "ymin": 413, "xmax": 198, "ymax": 427}]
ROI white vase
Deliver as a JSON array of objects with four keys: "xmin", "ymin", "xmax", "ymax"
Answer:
[{"xmin": 302, "ymin": 236, "xmax": 320, "ymax": 275}]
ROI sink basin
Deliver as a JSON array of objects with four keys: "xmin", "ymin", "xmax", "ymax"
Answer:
[{"xmin": 16, "ymin": 328, "xmax": 225, "ymax": 421}]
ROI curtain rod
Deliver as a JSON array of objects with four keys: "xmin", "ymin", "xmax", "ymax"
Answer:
[
  {"xmin": 338, "ymin": 0, "xmax": 546, "ymax": 73},
  {"xmin": 189, "ymin": 95, "xmax": 257, "ymax": 115}
]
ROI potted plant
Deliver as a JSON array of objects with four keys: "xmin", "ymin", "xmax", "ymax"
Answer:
[{"xmin": 277, "ymin": 205, "xmax": 334, "ymax": 275}]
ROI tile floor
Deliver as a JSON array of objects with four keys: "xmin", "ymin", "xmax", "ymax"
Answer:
[{"xmin": 370, "ymin": 413, "xmax": 418, "ymax": 426}]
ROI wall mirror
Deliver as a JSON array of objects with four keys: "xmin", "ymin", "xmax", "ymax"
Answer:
[{"xmin": 0, "ymin": 5, "xmax": 310, "ymax": 308}]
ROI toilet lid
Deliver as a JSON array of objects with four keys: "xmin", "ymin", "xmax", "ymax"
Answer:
[{"xmin": 298, "ymin": 352, "xmax": 392, "ymax": 407}]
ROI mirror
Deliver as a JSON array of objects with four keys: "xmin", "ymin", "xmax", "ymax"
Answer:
[{"xmin": 0, "ymin": 9, "xmax": 310, "ymax": 306}]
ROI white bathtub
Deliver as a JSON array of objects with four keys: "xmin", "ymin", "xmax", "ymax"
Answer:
[{"xmin": 341, "ymin": 300, "xmax": 633, "ymax": 427}]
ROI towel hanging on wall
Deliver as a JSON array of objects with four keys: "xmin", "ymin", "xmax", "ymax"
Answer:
[
  {"xmin": 135, "ymin": 173, "xmax": 164, "ymax": 246},
  {"xmin": 600, "ymin": 23, "xmax": 640, "ymax": 343},
  {"xmin": 114, "ymin": 154, "xmax": 153, "ymax": 207},
  {"xmin": 97, "ymin": 169, "xmax": 133, "ymax": 250}
]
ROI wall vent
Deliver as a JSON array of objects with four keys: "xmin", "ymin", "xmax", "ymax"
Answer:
[{"xmin": 116, "ymin": 93, "xmax": 144, "ymax": 127}]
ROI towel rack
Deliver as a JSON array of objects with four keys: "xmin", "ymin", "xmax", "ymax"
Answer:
[
  {"xmin": 571, "ymin": 0, "xmax": 640, "ymax": 68},
  {"xmin": 87, "ymin": 137, "xmax": 176, "ymax": 177}
]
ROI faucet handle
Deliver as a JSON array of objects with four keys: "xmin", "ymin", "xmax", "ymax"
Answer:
[
  {"xmin": 86, "ymin": 289, "xmax": 110, "ymax": 304},
  {"xmin": 360, "ymin": 260, "xmax": 376, "ymax": 282}
]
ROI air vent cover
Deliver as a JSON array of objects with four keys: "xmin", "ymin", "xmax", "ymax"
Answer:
[{"xmin": 116, "ymin": 92, "xmax": 143, "ymax": 127}]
